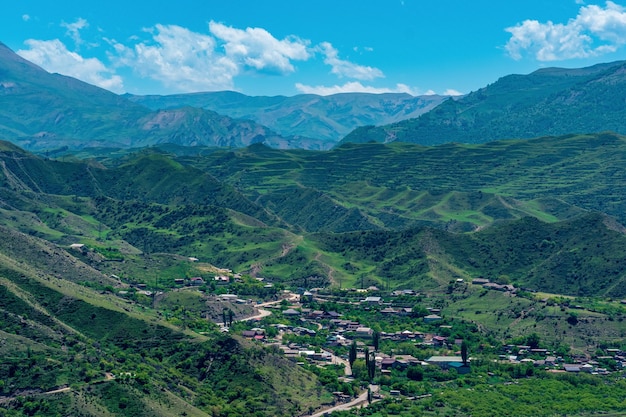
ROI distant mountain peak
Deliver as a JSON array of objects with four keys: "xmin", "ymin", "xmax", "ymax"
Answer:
[{"xmin": 342, "ymin": 59, "xmax": 626, "ymax": 146}]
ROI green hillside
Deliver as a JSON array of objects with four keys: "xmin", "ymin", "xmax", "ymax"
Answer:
[
  {"xmin": 341, "ymin": 60, "xmax": 626, "ymax": 145},
  {"xmin": 1, "ymin": 136, "xmax": 625, "ymax": 294},
  {"xmin": 0, "ymin": 220, "xmax": 329, "ymax": 416},
  {"xmin": 1, "ymin": 134, "xmax": 626, "ymax": 415},
  {"xmin": 191, "ymin": 133, "xmax": 626, "ymax": 231}
]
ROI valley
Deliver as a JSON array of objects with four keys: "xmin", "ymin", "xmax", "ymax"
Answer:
[
  {"xmin": 2, "ymin": 132, "xmax": 626, "ymax": 416},
  {"xmin": 2, "ymin": 39, "xmax": 626, "ymax": 416}
]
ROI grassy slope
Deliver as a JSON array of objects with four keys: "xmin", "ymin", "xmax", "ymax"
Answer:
[
  {"xmin": 3, "ymin": 137, "xmax": 626, "ymax": 294},
  {"xmin": 194, "ymin": 134, "xmax": 626, "ymax": 232},
  {"xmin": 0, "ymin": 230, "xmax": 329, "ymax": 416}
]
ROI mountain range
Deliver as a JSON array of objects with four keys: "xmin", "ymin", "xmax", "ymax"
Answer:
[
  {"xmin": 0, "ymin": 42, "xmax": 325, "ymax": 151},
  {"xmin": 125, "ymin": 90, "xmax": 446, "ymax": 145},
  {"xmin": 342, "ymin": 60, "xmax": 626, "ymax": 145},
  {"xmin": 1, "ymin": 131, "xmax": 625, "ymax": 295},
  {"xmin": 6, "ymin": 40, "xmax": 626, "ymax": 152},
  {"xmin": 4, "ymin": 34, "xmax": 626, "ymax": 414},
  {"xmin": 0, "ymin": 41, "xmax": 442, "ymax": 151}
]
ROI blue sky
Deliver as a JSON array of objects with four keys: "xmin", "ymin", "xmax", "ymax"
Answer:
[{"xmin": 3, "ymin": 1, "xmax": 626, "ymax": 96}]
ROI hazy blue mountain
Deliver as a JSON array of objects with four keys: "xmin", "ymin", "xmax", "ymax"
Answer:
[
  {"xmin": 0, "ymin": 42, "xmax": 324, "ymax": 151},
  {"xmin": 126, "ymin": 91, "xmax": 447, "ymax": 145},
  {"xmin": 341, "ymin": 60, "xmax": 626, "ymax": 145}
]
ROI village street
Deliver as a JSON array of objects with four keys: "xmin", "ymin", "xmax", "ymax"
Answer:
[
  {"xmin": 307, "ymin": 384, "xmax": 380, "ymax": 417},
  {"xmin": 231, "ymin": 293, "xmax": 386, "ymax": 417}
]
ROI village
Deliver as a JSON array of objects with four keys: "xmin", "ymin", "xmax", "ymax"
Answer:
[
  {"xmin": 105, "ymin": 262, "xmax": 626, "ymax": 416},
  {"xmin": 151, "ymin": 271, "xmax": 626, "ymax": 378}
]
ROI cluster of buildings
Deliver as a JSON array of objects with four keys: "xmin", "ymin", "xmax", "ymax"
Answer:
[{"xmin": 500, "ymin": 344, "xmax": 626, "ymax": 374}]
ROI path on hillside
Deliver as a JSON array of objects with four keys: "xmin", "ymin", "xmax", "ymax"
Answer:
[
  {"xmin": 240, "ymin": 308, "xmax": 272, "ymax": 322},
  {"xmin": 219, "ymin": 292, "xmax": 299, "ymax": 326},
  {"xmin": 0, "ymin": 373, "xmax": 115, "ymax": 405},
  {"xmin": 323, "ymin": 349, "xmax": 351, "ymax": 376},
  {"xmin": 510, "ymin": 307, "xmax": 535, "ymax": 328},
  {"xmin": 314, "ymin": 251, "xmax": 336, "ymax": 285},
  {"xmin": 307, "ymin": 385, "xmax": 380, "ymax": 417}
]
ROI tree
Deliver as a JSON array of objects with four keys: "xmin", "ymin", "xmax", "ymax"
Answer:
[
  {"xmin": 349, "ymin": 340, "xmax": 357, "ymax": 372},
  {"xmin": 372, "ymin": 330, "xmax": 380, "ymax": 352},
  {"xmin": 526, "ymin": 333, "xmax": 541, "ymax": 349},
  {"xmin": 227, "ymin": 309, "xmax": 234, "ymax": 327},
  {"xmin": 461, "ymin": 340, "xmax": 469, "ymax": 366},
  {"xmin": 367, "ymin": 350, "xmax": 376, "ymax": 381},
  {"xmin": 567, "ymin": 312, "xmax": 579, "ymax": 326},
  {"xmin": 407, "ymin": 366, "xmax": 423, "ymax": 381}
]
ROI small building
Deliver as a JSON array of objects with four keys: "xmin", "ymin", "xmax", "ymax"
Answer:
[
  {"xmin": 355, "ymin": 327, "xmax": 373, "ymax": 338},
  {"xmin": 363, "ymin": 296, "xmax": 382, "ymax": 304},
  {"xmin": 219, "ymin": 294, "xmax": 238, "ymax": 301},
  {"xmin": 282, "ymin": 308, "xmax": 301, "ymax": 316},
  {"xmin": 424, "ymin": 314, "xmax": 442, "ymax": 324},
  {"xmin": 214, "ymin": 275, "xmax": 230, "ymax": 284},
  {"xmin": 426, "ymin": 356, "xmax": 469, "ymax": 373},
  {"xmin": 190, "ymin": 277, "xmax": 205, "ymax": 286}
]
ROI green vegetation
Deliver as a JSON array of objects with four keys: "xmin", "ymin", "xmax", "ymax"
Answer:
[
  {"xmin": 1, "ymin": 132, "xmax": 626, "ymax": 415},
  {"xmin": 342, "ymin": 60, "xmax": 626, "ymax": 146}
]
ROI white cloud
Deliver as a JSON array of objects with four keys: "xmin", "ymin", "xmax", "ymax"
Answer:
[
  {"xmin": 296, "ymin": 82, "xmax": 462, "ymax": 96},
  {"xmin": 61, "ymin": 18, "xmax": 89, "ymax": 48},
  {"xmin": 17, "ymin": 39, "xmax": 124, "ymax": 92},
  {"xmin": 319, "ymin": 42, "xmax": 384, "ymax": 80},
  {"xmin": 14, "ymin": 19, "xmax": 404, "ymax": 96},
  {"xmin": 443, "ymin": 88, "xmax": 463, "ymax": 96},
  {"xmin": 22, "ymin": 14, "xmax": 30, "ymax": 22},
  {"xmin": 112, "ymin": 24, "xmax": 238, "ymax": 92},
  {"xmin": 295, "ymin": 81, "xmax": 418, "ymax": 95},
  {"xmin": 505, "ymin": 1, "xmax": 626, "ymax": 61},
  {"xmin": 108, "ymin": 22, "xmax": 312, "ymax": 92},
  {"xmin": 209, "ymin": 21, "xmax": 310, "ymax": 74}
]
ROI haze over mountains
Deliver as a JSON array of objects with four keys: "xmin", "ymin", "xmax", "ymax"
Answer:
[
  {"xmin": 0, "ymin": 42, "xmax": 323, "ymax": 151},
  {"xmin": 4, "ymin": 39, "xmax": 626, "ymax": 152},
  {"xmin": 0, "ymin": 41, "xmax": 443, "ymax": 151},
  {"xmin": 126, "ymin": 91, "xmax": 446, "ymax": 145}
]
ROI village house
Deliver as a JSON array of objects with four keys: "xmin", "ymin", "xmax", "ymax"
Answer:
[
  {"xmin": 282, "ymin": 308, "xmax": 301, "ymax": 316},
  {"xmin": 190, "ymin": 277, "xmax": 204, "ymax": 286},
  {"xmin": 354, "ymin": 326, "xmax": 373, "ymax": 338},
  {"xmin": 330, "ymin": 319, "xmax": 361, "ymax": 331},
  {"xmin": 219, "ymin": 294, "xmax": 238, "ymax": 301},
  {"xmin": 242, "ymin": 328, "xmax": 265, "ymax": 340},
  {"xmin": 424, "ymin": 314, "xmax": 442, "ymax": 324},
  {"xmin": 214, "ymin": 275, "xmax": 230, "ymax": 284},
  {"xmin": 426, "ymin": 355, "xmax": 470, "ymax": 374},
  {"xmin": 362, "ymin": 296, "xmax": 382, "ymax": 304},
  {"xmin": 432, "ymin": 335, "xmax": 447, "ymax": 346}
]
